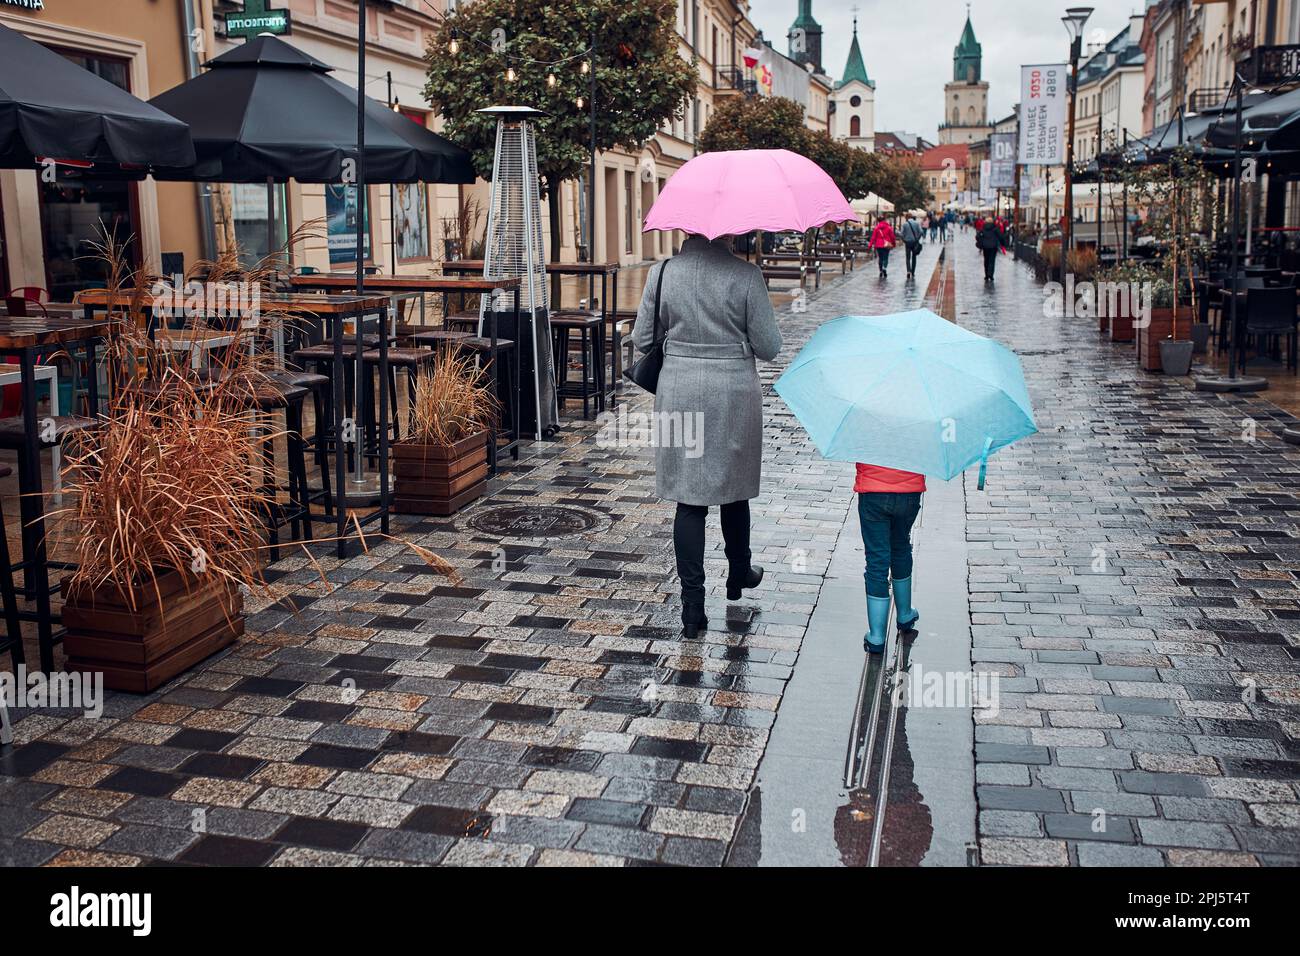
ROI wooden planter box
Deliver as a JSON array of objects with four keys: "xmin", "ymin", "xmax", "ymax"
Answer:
[
  {"xmin": 393, "ymin": 431, "xmax": 488, "ymax": 516},
  {"xmin": 62, "ymin": 572, "xmax": 243, "ymax": 693},
  {"xmin": 1137, "ymin": 307, "xmax": 1192, "ymax": 371},
  {"xmin": 1108, "ymin": 308, "xmax": 1136, "ymax": 343}
]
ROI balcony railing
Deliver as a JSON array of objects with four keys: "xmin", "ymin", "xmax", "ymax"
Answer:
[
  {"xmin": 1188, "ymin": 87, "xmax": 1232, "ymax": 113},
  {"xmin": 716, "ymin": 66, "xmax": 758, "ymax": 96},
  {"xmin": 1240, "ymin": 44, "xmax": 1300, "ymax": 87}
]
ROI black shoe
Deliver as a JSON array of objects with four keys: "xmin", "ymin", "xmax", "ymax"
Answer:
[
  {"xmin": 725, "ymin": 565, "xmax": 764, "ymax": 601},
  {"xmin": 682, "ymin": 602, "xmax": 708, "ymax": 639}
]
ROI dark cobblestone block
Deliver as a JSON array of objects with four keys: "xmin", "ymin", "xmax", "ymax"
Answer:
[
  {"xmin": 1136, "ymin": 819, "xmax": 1240, "ymax": 850},
  {"xmin": 977, "ymin": 785, "xmax": 1068, "ymax": 813},
  {"xmin": 1044, "ymin": 812, "xmax": 1136, "ymax": 843},
  {"xmin": 977, "ymin": 743, "xmax": 1052, "ymax": 765}
]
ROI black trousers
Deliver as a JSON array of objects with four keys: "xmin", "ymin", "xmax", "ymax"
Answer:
[
  {"xmin": 983, "ymin": 247, "xmax": 998, "ymax": 279},
  {"xmin": 905, "ymin": 243, "xmax": 920, "ymax": 275},
  {"xmin": 674, "ymin": 500, "xmax": 751, "ymax": 604}
]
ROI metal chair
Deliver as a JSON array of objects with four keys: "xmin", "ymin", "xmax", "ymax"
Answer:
[{"xmin": 1242, "ymin": 286, "xmax": 1298, "ymax": 373}]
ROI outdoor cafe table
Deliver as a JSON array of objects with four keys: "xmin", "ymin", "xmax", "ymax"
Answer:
[
  {"xmin": 0, "ymin": 314, "xmax": 114, "ymax": 671},
  {"xmin": 287, "ymin": 274, "xmax": 524, "ymax": 472},
  {"xmin": 439, "ymin": 259, "xmax": 621, "ymax": 407},
  {"xmin": 76, "ymin": 289, "xmax": 394, "ymax": 559}
]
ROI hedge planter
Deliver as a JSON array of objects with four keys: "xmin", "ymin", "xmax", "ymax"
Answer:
[
  {"xmin": 1137, "ymin": 308, "xmax": 1191, "ymax": 371},
  {"xmin": 62, "ymin": 572, "xmax": 243, "ymax": 693},
  {"xmin": 393, "ymin": 431, "xmax": 489, "ymax": 516}
]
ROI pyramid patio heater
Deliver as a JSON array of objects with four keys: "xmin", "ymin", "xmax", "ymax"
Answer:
[{"xmin": 476, "ymin": 105, "xmax": 558, "ymax": 440}]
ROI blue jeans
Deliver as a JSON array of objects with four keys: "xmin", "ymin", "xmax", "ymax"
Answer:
[{"xmin": 858, "ymin": 492, "xmax": 922, "ymax": 598}]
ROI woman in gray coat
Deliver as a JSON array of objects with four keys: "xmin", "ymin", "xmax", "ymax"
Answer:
[{"xmin": 633, "ymin": 234, "xmax": 783, "ymax": 637}]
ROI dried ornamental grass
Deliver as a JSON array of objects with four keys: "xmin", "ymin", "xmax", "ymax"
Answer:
[
  {"xmin": 46, "ymin": 225, "xmax": 460, "ymax": 614},
  {"xmin": 408, "ymin": 346, "xmax": 497, "ymax": 446},
  {"xmin": 48, "ymin": 367, "xmax": 279, "ymax": 609}
]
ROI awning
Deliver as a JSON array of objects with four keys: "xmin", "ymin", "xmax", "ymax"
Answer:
[
  {"xmin": 0, "ymin": 21, "xmax": 195, "ymax": 171},
  {"xmin": 146, "ymin": 34, "xmax": 474, "ymax": 184}
]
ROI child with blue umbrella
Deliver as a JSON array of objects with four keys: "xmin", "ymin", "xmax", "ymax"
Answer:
[{"xmin": 774, "ymin": 309, "xmax": 1037, "ymax": 654}]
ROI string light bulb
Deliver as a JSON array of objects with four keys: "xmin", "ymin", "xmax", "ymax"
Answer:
[
  {"xmin": 581, "ymin": 60, "xmax": 590, "ymax": 75},
  {"xmin": 547, "ymin": 73, "xmax": 557, "ymax": 88},
  {"xmin": 506, "ymin": 67, "xmax": 517, "ymax": 82},
  {"xmin": 576, "ymin": 96, "xmax": 585, "ymax": 109},
  {"xmin": 449, "ymin": 37, "xmax": 459, "ymax": 54}
]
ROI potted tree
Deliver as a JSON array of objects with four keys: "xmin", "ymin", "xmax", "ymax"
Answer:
[
  {"xmin": 393, "ymin": 346, "xmax": 496, "ymax": 515},
  {"xmin": 1126, "ymin": 146, "xmax": 1212, "ymax": 373}
]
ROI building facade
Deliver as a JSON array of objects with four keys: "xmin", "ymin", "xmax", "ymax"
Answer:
[
  {"xmin": 1, "ymin": 0, "xmax": 853, "ymax": 296},
  {"xmin": 920, "ymin": 143, "xmax": 968, "ymax": 208},
  {"xmin": 830, "ymin": 19, "xmax": 874, "ymax": 151},
  {"xmin": 938, "ymin": 13, "xmax": 991, "ymax": 146}
]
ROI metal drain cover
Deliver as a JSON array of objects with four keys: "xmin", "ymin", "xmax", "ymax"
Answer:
[{"xmin": 465, "ymin": 504, "xmax": 602, "ymax": 538}]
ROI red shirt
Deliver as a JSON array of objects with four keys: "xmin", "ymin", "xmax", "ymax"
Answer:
[{"xmin": 855, "ymin": 463, "xmax": 926, "ymax": 493}]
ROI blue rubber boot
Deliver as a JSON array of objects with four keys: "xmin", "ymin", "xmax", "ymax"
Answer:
[
  {"xmin": 865, "ymin": 596, "xmax": 891, "ymax": 654},
  {"xmin": 893, "ymin": 577, "xmax": 920, "ymax": 634}
]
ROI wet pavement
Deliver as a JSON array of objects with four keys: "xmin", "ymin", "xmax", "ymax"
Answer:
[
  {"xmin": 962, "ymin": 243, "xmax": 1300, "ymax": 866},
  {"xmin": 0, "ymin": 248, "xmax": 909, "ymax": 868},
  {"xmin": 3, "ymin": 235, "xmax": 1298, "ymax": 867}
]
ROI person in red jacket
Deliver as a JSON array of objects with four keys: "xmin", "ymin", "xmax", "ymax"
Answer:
[
  {"xmin": 856, "ymin": 461, "xmax": 924, "ymax": 653},
  {"xmin": 868, "ymin": 216, "xmax": 896, "ymax": 279}
]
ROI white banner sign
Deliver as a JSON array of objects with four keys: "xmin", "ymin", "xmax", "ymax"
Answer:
[
  {"xmin": 979, "ymin": 160, "xmax": 995, "ymax": 202},
  {"xmin": 1018, "ymin": 64, "xmax": 1067, "ymax": 165}
]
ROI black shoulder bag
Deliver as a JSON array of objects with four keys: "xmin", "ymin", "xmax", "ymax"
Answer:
[{"xmin": 624, "ymin": 258, "xmax": 669, "ymax": 393}]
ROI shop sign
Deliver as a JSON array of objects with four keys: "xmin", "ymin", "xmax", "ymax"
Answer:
[
  {"xmin": 1, "ymin": 1, "xmax": 47, "ymax": 10},
  {"xmin": 222, "ymin": 0, "xmax": 292, "ymax": 40}
]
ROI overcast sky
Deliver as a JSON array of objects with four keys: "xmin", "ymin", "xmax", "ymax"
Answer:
[{"xmin": 746, "ymin": 0, "xmax": 1148, "ymax": 141}]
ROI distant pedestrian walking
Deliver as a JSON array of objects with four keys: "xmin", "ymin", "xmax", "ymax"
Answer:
[
  {"xmin": 928, "ymin": 213, "xmax": 939, "ymax": 243},
  {"xmin": 869, "ymin": 215, "xmax": 896, "ymax": 278},
  {"xmin": 976, "ymin": 218, "xmax": 1004, "ymax": 282},
  {"xmin": 899, "ymin": 212, "xmax": 924, "ymax": 279}
]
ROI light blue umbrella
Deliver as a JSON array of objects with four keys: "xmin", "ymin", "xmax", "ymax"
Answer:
[{"xmin": 774, "ymin": 310, "xmax": 1036, "ymax": 487}]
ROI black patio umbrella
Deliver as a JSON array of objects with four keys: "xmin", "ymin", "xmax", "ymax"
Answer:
[
  {"xmin": 1204, "ymin": 87, "xmax": 1300, "ymax": 150},
  {"xmin": 145, "ymin": 35, "xmax": 474, "ymax": 185},
  {"xmin": 0, "ymin": 21, "xmax": 195, "ymax": 170}
]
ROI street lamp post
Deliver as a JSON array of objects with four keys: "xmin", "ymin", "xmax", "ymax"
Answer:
[{"xmin": 1061, "ymin": 6, "xmax": 1092, "ymax": 271}]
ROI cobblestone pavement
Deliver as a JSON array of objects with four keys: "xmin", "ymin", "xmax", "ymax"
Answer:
[
  {"xmin": 961, "ymin": 242, "xmax": 1300, "ymax": 866},
  {"xmin": 0, "ymin": 254, "xmax": 929, "ymax": 867}
]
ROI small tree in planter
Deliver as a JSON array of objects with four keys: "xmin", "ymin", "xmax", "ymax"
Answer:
[
  {"xmin": 394, "ymin": 347, "xmax": 498, "ymax": 515},
  {"xmin": 1124, "ymin": 145, "xmax": 1214, "ymax": 373}
]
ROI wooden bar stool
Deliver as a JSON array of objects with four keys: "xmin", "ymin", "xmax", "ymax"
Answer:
[
  {"xmin": 0, "ymin": 463, "xmax": 22, "ymax": 667},
  {"xmin": 550, "ymin": 310, "xmax": 605, "ymax": 419},
  {"xmin": 360, "ymin": 346, "xmax": 440, "ymax": 440},
  {"xmin": 0, "ymin": 414, "xmax": 97, "ymax": 671},
  {"xmin": 269, "ymin": 369, "xmax": 333, "ymax": 519},
  {"xmin": 238, "ymin": 381, "xmax": 313, "ymax": 558}
]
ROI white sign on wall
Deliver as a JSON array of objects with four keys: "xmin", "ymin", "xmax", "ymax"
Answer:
[{"xmin": 1018, "ymin": 64, "xmax": 1067, "ymax": 165}]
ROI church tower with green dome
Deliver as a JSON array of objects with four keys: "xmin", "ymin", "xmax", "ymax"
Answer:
[
  {"xmin": 787, "ymin": 0, "xmax": 823, "ymax": 74},
  {"xmin": 830, "ymin": 16, "xmax": 875, "ymax": 152},
  {"xmin": 938, "ymin": 7, "xmax": 991, "ymax": 145}
]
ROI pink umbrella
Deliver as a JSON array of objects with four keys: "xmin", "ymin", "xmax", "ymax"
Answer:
[{"xmin": 642, "ymin": 148, "xmax": 856, "ymax": 239}]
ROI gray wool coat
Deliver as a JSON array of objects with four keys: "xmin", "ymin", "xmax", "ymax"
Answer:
[{"xmin": 632, "ymin": 236, "xmax": 783, "ymax": 506}]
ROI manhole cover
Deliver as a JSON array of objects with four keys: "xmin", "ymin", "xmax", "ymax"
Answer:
[{"xmin": 465, "ymin": 504, "xmax": 602, "ymax": 538}]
